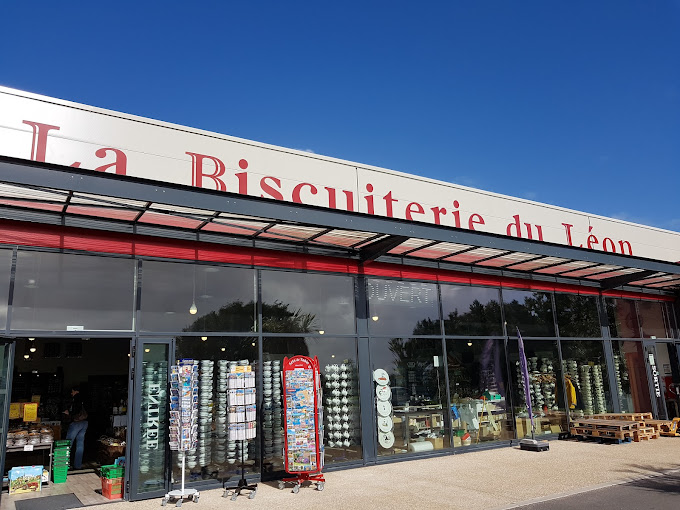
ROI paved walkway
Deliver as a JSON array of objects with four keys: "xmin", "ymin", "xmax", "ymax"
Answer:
[{"xmin": 80, "ymin": 437, "xmax": 680, "ymax": 509}]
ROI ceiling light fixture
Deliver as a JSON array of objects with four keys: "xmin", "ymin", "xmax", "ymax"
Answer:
[
  {"xmin": 221, "ymin": 347, "xmax": 226, "ymax": 352},
  {"xmin": 318, "ymin": 330, "xmax": 325, "ymax": 335},
  {"xmin": 201, "ymin": 336, "xmax": 207, "ymax": 341},
  {"xmin": 189, "ymin": 266, "xmax": 198, "ymax": 315},
  {"xmin": 372, "ymin": 316, "xmax": 379, "ymax": 321},
  {"xmin": 467, "ymin": 341, "xmax": 473, "ymax": 347}
]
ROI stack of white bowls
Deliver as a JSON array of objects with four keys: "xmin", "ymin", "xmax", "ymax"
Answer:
[
  {"xmin": 580, "ymin": 364, "xmax": 594, "ymax": 415},
  {"xmin": 271, "ymin": 360, "xmax": 283, "ymax": 458},
  {"xmin": 214, "ymin": 360, "xmax": 229, "ymax": 465},
  {"xmin": 198, "ymin": 360, "xmax": 214, "ymax": 468},
  {"xmin": 262, "ymin": 361, "xmax": 274, "ymax": 459}
]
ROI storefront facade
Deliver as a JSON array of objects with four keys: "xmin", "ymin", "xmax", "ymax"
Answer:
[{"xmin": 0, "ymin": 87, "xmax": 678, "ymax": 501}]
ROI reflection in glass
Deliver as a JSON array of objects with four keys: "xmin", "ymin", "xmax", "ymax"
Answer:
[
  {"xmin": 605, "ymin": 298, "xmax": 640, "ymax": 338},
  {"xmin": 560, "ymin": 340, "xmax": 612, "ymax": 418},
  {"xmin": 173, "ymin": 337, "xmax": 258, "ymax": 483},
  {"xmin": 367, "ymin": 279, "xmax": 440, "ymax": 336},
  {"xmin": 369, "ymin": 338, "xmax": 449, "ymax": 456},
  {"xmin": 503, "ymin": 290, "xmax": 555, "ymax": 337},
  {"xmin": 554, "ymin": 294, "xmax": 601, "ymax": 337},
  {"xmin": 261, "ymin": 271, "xmax": 355, "ymax": 334},
  {"xmin": 638, "ymin": 301, "xmax": 672, "ymax": 339},
  {"xmin": 262, "ymin": 337, "xmax": 361, "ymax": 469},
  {"xmin": 441, "ymin": 286, "xmax": 503, "ymax": 336},
  {"xmin": 137, "ymin": 343, "xmax": 168, "ymax": 494},
  {"xmin": 447, "ymin": 339, "xmax": 512, "ymax": 447},
  {"xmin": 612, "ymin": 341, "xmax": 652, "ymax": 413},
  {"xmin": 12, "ymin": 251, "xmax": 135, "ymax": 331},
  {"xmin": 0, "ymin": 249, "xmax": 11, "ymax": 330},
  {"xmin": 140, "ymin": 261, "xmax": 256, "ymax": 333},
  {"xmin": 508, "ymin": 339, "xmax": 567, "ymax": 437}
]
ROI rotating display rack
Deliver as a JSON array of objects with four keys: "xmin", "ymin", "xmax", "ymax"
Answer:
[
  {"xmin": 222, "ymin": 362, "xmax": 258, "ymax": 500},
  {"xmin": 278, "ymin": 356, "xmax": 325, "ymax": 493},
  {"xmin": 163, "ymin": 359, "xmax": 200, "ymax": 506}
]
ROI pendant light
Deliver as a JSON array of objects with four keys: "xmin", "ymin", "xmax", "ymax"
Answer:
[{"xmin": 189, "ymin": 266, "xmax": 198, "ymax": 315}]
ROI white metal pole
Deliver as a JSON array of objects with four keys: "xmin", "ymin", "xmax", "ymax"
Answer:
[{"xmin": 181, "ymin": 450, "xmax": 185, "ymax": 496}]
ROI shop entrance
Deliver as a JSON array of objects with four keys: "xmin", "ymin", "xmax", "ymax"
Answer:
[{"xmin": 1, "ymin": 337, "xmax": 131, "ymax": 509}]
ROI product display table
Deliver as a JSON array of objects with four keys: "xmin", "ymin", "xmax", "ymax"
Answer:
[
  {"xmin": 393, "ymin": 406, "xmax": 444, "ymax": 452},
  {"xmin": 4, "ymin": 443, "xmax": 53, "ymax": 489}
]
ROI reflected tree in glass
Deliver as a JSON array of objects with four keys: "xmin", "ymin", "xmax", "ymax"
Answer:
[
  {"xmin": 503, "ymin": 290, "xmax": 555, "ymax": 337},
  {"xmin": 554, "ymin": 294, "xmax": 601, "ymax": 337}
]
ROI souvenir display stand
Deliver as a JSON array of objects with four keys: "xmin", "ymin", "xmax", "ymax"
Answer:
[
  {"xmin": 278, "ymin": 356, "xmax": 325, "ymax": 493},
  {"xmin": 222, "ymin": 363, "xmax": 258, "ymax": 500},
  {"xmin": 163, "ymin": 360, "xmax": 200, "ymax": 506}
]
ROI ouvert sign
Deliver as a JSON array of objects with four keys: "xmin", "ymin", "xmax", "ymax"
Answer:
[{"xmin": 1, "ymin": 86, "xmax": 679, "ymax": 264}]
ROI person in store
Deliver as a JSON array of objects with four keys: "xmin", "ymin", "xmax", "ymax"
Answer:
[{"xmin": 63, "ymin": 386, "xmax": 88, "ymax": 469}]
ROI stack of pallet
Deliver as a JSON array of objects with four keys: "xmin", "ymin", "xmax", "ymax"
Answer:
[
  {"xmin": 587, "ymin": 413, "xmax": 663, "ymax": 442},
  {"xmin": 569, "ymin": 418, "xmax": 638, "ymax": 443}
]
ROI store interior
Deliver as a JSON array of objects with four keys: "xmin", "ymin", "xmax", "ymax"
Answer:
[{"xmin": 3, "ymin": 337, "xmax": 129, "ymax": 508}]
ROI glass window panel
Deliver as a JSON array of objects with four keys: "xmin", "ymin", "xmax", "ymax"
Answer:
[
  {"xmin": 262, "ymin": 337, "xmax": 362, "ymax": 468},
  {"xmin": 638, "ymin": 300, "xmax": 672, "ymax": 339},
  {"xmin": 502, "ymin": 290, "xmax": 555, "ymax": 337},
  {"xmin": 369, "ymin": 337, "xmax": 450, "ymax": 457},
  {"xmin": 441, "ymin": 285, "xmax": 503, "ymax": 336},
  {"xmin": 173, "ymin": 336, "xmax": 259, "ymax": 483},
  {"xmin": 605, "ymin": 298, "xmax": 640, "ymax": 338},
  {"xmin": 367, "ymin": 279, "xmax": 440, "ymax": 336},
  {"xmin": 261, "ymin": 271, "xmax": 355, "ymax": 335},
  {"xmin": 140, "ymin": 262, "xmax": 256, "ymax": 333},
  {"xmin": 447, "ymin": 339, "xmax": 512, "ymax": 447},
  {"xmin": 0, "ymin": 249, "xmax": 11, "ymax": 330},
  {"xmin": 508, "ymin": 339, "xmax": 567, "ymax": 437},
  {"xmin": 612, "ymin": 341, "xmax": 652, "ymax": 413},
  {"xmin": 554, "ymin": 294, "xmax": 601, "ymax": 338},
  {"xmin": 560, "ymin": 340, "xmax": 613, "ymax": 419},
  {"xmin": 12, "ymin": 251, "xmax": 135, "ymax": 331}
]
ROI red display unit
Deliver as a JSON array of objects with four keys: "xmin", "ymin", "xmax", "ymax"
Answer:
[{"xmin": 279, "ymin": 355, "xmax": 325, "ymax": 492}]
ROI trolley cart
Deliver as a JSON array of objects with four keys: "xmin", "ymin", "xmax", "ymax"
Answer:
[{"xmin": 278, "ymin": 355, "xmax": 326, "ymax": 493}]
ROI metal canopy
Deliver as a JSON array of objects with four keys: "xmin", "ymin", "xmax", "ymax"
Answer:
[{"xmin": 0, "ymin": 156, "xmax": 679, "ymax": 293}]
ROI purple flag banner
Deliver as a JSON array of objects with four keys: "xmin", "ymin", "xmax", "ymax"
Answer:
[{"xmin": 517, "ymin": 327, "xmax": 534, "ymax": 436}]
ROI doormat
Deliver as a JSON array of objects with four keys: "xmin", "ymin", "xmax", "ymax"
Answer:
[{"xmin": 15, "ymin": 493, "xmax": 83, "ymax": 510}]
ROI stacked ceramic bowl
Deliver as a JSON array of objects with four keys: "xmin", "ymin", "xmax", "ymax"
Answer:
[
  {"xmin": 579, "ymin": 364, "xmax": 594, "ymax": 415},
  {"xmin": 214, "ymin": 360, "xmax": 229, "ymax": 466},
  {"xmin": 225, "ymin": 360, "xmax": 239, "ymax": 467},
  {"xmin": 197, "ymin": 360, "xmax": 214, "ymax": 469},
  {"xmin": 592, "ymin": 365, "xmax": 606, "ymax": 414},
  {"xmin": 262, "ymin": 361, "xmax": 274, "ymax": 459},
  {"xmin": 271, "ymin": 361, "xmax": 283, "ymax": 457}
]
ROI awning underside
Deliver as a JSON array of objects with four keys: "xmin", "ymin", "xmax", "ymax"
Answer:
[{"xmin": 0, "ymin": 163, "xmax": 678, "ymax": 294}]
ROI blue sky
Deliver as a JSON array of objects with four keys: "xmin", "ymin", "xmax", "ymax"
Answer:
[{"xmin": 2, "ymin": 1, "xmax": 679, "ymax": 231}]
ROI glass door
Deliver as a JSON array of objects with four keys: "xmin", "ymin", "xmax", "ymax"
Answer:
[
  {"xmin": 642, "ymin": 342, "xmax": 665, "ymax": 419},
  {"xmin": 127, "ymin": 339, "xmax": 173, "ymax": 501},
  {"xmin": 0, "ymin": 341, "xmax": 15, "ymax": 506}
]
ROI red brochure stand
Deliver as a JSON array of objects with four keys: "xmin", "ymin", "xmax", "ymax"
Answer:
[{"xmin": 278, "ymin": 355, "xmax": 325, "ymax": 492}]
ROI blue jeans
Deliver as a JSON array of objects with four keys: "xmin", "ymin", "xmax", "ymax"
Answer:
[{"xmin": 66, "ymin": 420, "xmax": 88, "ymax": 469}]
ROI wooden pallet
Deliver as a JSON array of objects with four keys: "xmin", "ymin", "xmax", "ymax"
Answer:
[
  {"xmin": 571, "ymin": 418, "xmax": 639, "ymax": 432},
  {"xmin": 633, "ymin": 426, "xmax": 659, "ymax": 442},
  {"xmin": 570, "ymin": 426, "xmax": 633, "ymax": 441},
  {"xmin": 588, "ymin": 412, "xmax": 653, "ymax": 422},
  {"xmin": 643, "ymin": 419, "xmax": 672, "ymax": 432}
]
